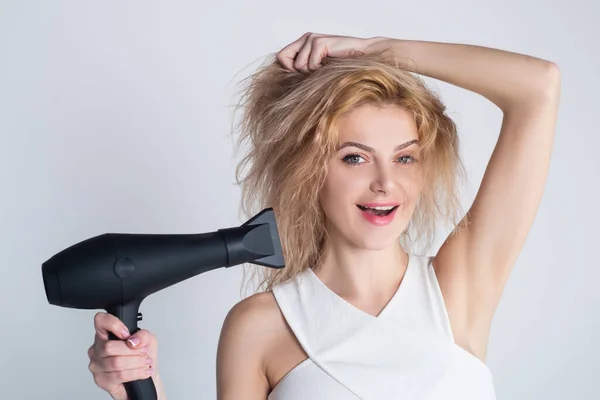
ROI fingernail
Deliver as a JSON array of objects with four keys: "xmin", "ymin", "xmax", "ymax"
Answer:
[
  {"xmin": 141, "ymin": 346, "xmax": 150, "ymax": 354},
  {"xmin": 127, "ymin": 336, "xmax": 140, "ymax": 346},
  {"xmin": 122, "ymin": 329, "xmax": 130, "ymax": 338}
]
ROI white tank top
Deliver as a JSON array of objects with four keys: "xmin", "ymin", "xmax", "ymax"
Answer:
[{"xmin": 268, "ymin": 252, "xmax": 496, "ymax": 400}]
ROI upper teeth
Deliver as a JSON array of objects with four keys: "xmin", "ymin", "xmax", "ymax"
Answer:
[{"xmin": 364, "ymin": 205, "xmax": 395, "ymax": 210}]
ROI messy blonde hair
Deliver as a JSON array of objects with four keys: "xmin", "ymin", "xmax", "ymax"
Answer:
[{"xmin": 230, "ymin": 49, "xmax": 468, "ymax": 296}]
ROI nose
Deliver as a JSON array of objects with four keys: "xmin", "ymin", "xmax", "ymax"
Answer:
[{"xmin": 369, "ymin": 164, "xmax": 395, "ymax": 195}]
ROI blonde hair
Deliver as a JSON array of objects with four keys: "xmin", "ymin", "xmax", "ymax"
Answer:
[{"xmin": 230, "ymin": 49, "xmax": 468, "ymax": 296}]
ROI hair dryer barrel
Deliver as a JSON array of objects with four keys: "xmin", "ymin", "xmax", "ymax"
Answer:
[
  {"xmin": 42, "ymin": 207, "xmax": 284, "ymax": 310},
  {"xmin": 42, "ymin": 231, "xmax": 229, "ymax": 309}
]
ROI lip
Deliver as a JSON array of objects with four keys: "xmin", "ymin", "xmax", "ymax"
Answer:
[
  {"xmin": 358, "ymin": 202, "xmax": 400, "ymax": 207},
  {"xmin": 356, "ymin": 204, "xmax": 399, "ymax": 226}
]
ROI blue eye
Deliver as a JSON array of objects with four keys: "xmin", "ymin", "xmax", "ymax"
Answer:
[
  {"xmin": 398, "ymin": 155, "xmax": 417, "ymax": 164},
  {"xmin": 342, "ymin": 154, "xmax": 363, "ymax": 165},
  {"xmin": 342, "ymin": 154, "xmax": 417, "ymax": 166}
]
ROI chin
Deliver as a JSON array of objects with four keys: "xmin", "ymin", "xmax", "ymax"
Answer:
[{"xmin": 351, "ymin": 230, "xmax": 403, "ymax": 251}]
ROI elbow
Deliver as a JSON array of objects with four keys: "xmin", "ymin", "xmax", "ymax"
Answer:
[
  {"xmin": 504, "ymin": 61, "xmax": 561, "ymax": 113},
  {"xmin": 536, "ymin": 61, "xmax": 561, "ymax": 100}
]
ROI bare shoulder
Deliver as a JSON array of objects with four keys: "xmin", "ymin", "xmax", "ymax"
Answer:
[{"xmin": 216, "ymin": 291, "xmax": 283, "ymax": 400}]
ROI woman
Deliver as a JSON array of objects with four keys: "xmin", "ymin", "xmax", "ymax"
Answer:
[{"xmin": 88, "ymin": 33, "xmax": 560, "ymax": 400}]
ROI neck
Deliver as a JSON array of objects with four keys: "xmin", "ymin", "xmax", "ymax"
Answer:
[{"xmin": 314, "ymin": 231, "xmax": 409, "ymax": 304}]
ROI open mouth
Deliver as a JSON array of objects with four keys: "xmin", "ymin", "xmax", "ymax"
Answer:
[{"xmin": 356, "ymin": 204, "xmax": 399, "ymax": 217}]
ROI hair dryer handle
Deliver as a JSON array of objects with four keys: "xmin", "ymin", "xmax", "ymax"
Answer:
[{"xmin": 107, "ymin": 302, "xmax": 157, "ymax": 400}]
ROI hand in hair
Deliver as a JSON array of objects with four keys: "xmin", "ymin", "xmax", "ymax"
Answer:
[{"xmin": 276, "ymin": 32, "xmax": 387, "ymax": 73}]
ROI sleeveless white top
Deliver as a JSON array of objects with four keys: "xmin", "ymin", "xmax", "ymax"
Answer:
[{"xmin": 268, "ymin": 253, "xmax": 496, "ymax": 400}]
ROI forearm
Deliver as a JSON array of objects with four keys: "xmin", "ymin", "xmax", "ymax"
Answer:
[{"xmin": 366, "ymin": 37, "xmax": 560, "ymax": 112}]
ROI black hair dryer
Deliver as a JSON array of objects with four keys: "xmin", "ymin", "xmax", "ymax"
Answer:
[{"xmin": 41, "ymin": 208, "xmax": 284, "ymax": 400}]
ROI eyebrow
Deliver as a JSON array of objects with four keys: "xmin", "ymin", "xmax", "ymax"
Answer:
[{"xmin": 336, "ymin": 139, "xmax": 420, "ymax": 153}]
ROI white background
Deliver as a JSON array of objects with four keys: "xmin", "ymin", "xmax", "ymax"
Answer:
[{"xmin": 1, "ymin": 0, "xmax": 597, "ymax": 398}]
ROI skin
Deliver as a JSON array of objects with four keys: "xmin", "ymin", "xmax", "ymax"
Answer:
[
  {"xmin": 314, "ymin": 103, "xmax": 422, "ymax": 310},
  {"xmin": 216, "ymin": 33, "xmax": 561, "ymax": 400}
]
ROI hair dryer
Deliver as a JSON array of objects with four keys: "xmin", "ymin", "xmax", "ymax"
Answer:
[{"xmin": 41, "ymin": 207, "xmax": 284, "ymax": 400}]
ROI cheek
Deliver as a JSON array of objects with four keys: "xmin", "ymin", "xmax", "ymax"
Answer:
[
  {"xmin": 319, "ymin": 171, "xmax": 359, "ymax": 218},
  {"xmin": 397, "ymin": 166, "xmax": 423, "ymax": 194},
  {"xmin": 321, "ymin": 172, "xmax": 369, "ymax": 213},
  {"xmin": 410, "ymin": 171, "xmax": 424, "ymax": 198},
  {"xmin": 405, "ymin": 174, "xmax": 422, "ymax": 196},
  {"xmin": 328, "ymin": 168, "xmax": 366, "ymax": 194}
]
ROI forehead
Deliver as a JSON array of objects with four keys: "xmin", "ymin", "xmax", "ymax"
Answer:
[{"xmin": 337, "ymin": 104, "xmax": 418, "ymax": 142}]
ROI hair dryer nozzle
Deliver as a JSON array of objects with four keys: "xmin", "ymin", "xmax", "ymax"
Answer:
[
  {"xmin": 42, "ymin": 260, "xmax": 61, "ymax": 306},
  {"xmin": 219, "ymin": 208, "xmax": 284, "ymax": 269}
]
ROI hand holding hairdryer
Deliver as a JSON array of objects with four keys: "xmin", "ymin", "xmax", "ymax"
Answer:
[
  {"xmin": 88, "ymin": 312, "xmax": 161, "ymax": 400},
  {"xmin": 42, "ymin": 208, "xmax": 284, "ymax": 400}
]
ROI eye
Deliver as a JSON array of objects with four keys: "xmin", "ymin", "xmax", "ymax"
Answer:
[
  {"xmin": 341, "ymin": 153, "xmax": 417, "ymax": 166},
  {"xmin": 398, "ymin": 155, "xmax": 417, "ymax": 164},
  {"xmin": 342, "ymin": 153, "xmax": 366, "ymax": 166}
]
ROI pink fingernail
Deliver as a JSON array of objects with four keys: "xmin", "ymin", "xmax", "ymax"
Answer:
[{"xmin": 128, "ymin": 336, "xmax": 140, "ymax": 346}]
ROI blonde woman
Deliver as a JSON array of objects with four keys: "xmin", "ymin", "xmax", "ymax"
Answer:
[
  {"xmin": 217, "ymin": 33, "xmax": 560, "ymax": 400},
  {"xmin": 88, "ymin": 33, "xmax": 560, "ymax": 400}
]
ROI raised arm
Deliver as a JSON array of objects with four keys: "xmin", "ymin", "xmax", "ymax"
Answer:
[{"xmin": 366, "ymin": 37, "xmax": 561, "ymax": 360}]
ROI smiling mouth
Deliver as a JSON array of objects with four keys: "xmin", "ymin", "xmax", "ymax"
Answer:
[{"xmin": 356, "ymin": 204, "xmax": 399, "ymax": 216}]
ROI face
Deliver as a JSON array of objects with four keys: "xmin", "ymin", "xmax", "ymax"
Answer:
[{"xmin": 319, "ymin": 104, "xmax": 423, "ymax": 250}]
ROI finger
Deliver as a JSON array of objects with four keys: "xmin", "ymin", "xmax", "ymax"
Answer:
[
  {"xmin": 93, "ymin": 364, "xmax": 155, "ymax": 388},
  {"xmin": 277, "ymin": 32, "xmax": 312, "ymax": 72},
  {"xmin": 94, "ymin": 312, "xmax": 131, "ymax": 341},
  {"xmin": 89, "ymin": 353, "xmax": 151, "ymax": 374},
  {"xmin": 96, "ymin": 354, "xmax": 154, "ymax": 374},
  {"xmin": 295, "ymin": 33, "xmax": 323, "ymax": 73},
  {"xmin": 308, "ymin": 37, "xmax": 329, "ymax": 71},
  {"xmin": 95, "ymin": 328, "xmax": 155, "ymax": 358},
  {"xmin": 124, "ymin": 329, "xmax": 157, "ymax": 353},
  {"xmin": 95, "ymin": 336, "xmax": 151, "ymax": 359},
  {"xmin": 95, "ymin": 337, "xmax": 133, "ymax": 358}
]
